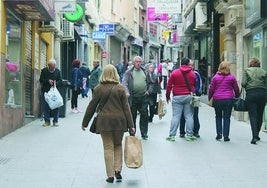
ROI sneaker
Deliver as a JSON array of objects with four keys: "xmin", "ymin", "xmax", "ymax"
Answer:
[
  {"xmin": 186, "ymin": 135, "xmax": 196, "ymax": 141},
  {"xmin": 142, "ymin": 135, "xmax": 148, "ymax": 140},
  {"xmin": 53, "ymin": 122, "xmax": 59, "ymax": 126},
  {"xmin": 166, "ymin": 136, "xmax": 175, "ymax": 142},
  {"xmin": 72, "ymin": 109, "xmax": 78, "ymax": 113},
  {"xmin": 42, "ymin": 122, "xmax": 50, "ymax": 127},
  {"xmin": 76, "ymin": 109, "xmax": 83, "ymax": 113},
  {"xmin": 179, "ymin": 134, "xmax": 185, "ymax": 138},
  {"xmin": 194, "ymin": 133, "xmax": 200, "ymax": 138},
  {"xmin": 224, "ymin": 137, "xmax": 230, "ymax": 142}
]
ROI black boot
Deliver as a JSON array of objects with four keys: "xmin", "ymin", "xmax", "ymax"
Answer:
[
  {"xmin": 106, "ymin": 177, "xmax": 114, "ymax": 183},
  {"xmin": 115, "ymin": 171, "xmax": 122, "ymax": 182}
]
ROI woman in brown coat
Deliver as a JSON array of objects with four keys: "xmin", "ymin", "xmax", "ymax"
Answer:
[{"xmin": 81, "ymin": 64, "xmax": 135, "ymax": 183}]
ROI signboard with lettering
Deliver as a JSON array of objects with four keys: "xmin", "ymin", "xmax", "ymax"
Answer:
[
  {"xmin": 147, "ymin": 7, "xmax": 168, "ymax": 22},
  {"xmin": 55, "ymin": 1, "xmax": 76, "ymax": 13},
  {"xmin": 98, "ymin": 24, "xmax": 115, "ymax": 35},
  {"xmin": 92, "ymin": 31, "xmax": 106, "ymax": 40}
]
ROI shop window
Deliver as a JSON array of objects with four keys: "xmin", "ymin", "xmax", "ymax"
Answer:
[{"xmin": 5, "ymin": 10, "xmax": 22, "ymax": 108}]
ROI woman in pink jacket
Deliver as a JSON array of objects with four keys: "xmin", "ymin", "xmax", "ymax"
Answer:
[{"xmin": 208, "ymin": 61, "xmax": 240, "ymax": 142}]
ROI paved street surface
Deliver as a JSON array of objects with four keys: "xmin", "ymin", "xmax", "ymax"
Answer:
[{"xmin": 1, "ymin": 92, "xmax": 267, "ymax": 188}]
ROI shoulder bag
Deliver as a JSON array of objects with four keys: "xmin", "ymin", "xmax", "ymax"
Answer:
[
  {"xmin": 233, "ymin": 88, "xmax": 247, "ymax": 111},
  {"xmin": 89, "ymin": 85, "xmax": 115, "ymax": 133},
  {"xmin": 181, "ymin": 71, "xmax": 201, "ymax": 107}
]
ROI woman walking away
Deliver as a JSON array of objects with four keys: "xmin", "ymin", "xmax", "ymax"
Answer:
[
  {"xmin": 81, "ymin": 64, "xmax": 135, "ymax": 183},
  {"xmin": 71, "ymin": 59, "xmax": 83, "ymax": 113},
  {"xmin": 241, "ymin": 57, "xmax": 267, "ymax": 144},
  {"xmin": 208, "ymin": 61, "xmax": 240, "ymax": 142}
]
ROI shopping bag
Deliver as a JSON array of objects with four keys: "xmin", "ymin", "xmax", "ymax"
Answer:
[
  {"xmin": 124, "ymin": 136, "xmax": 143, "ymax": 169},
  {"xmin": 157, "ymin": 99, "xmax": 166, "ymax": 119},
  {"xmin": 44, "ymin": 86, "xmax": 63, "ymax": 110}
]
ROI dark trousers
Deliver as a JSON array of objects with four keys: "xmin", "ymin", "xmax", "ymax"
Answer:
[
  {"xmin": 71, "ymin": 89, "xmax": 79, "ymax": 109},
  {"xmin": 246, "ymin": 88, "xmax": 266, "ymax": 139},
  {"xmin": 130, "ymin": 95, "xmax": 149, "ymax": 137},
  {"xmin": 213, "ymin": 99, "xmax": 233, "ymax": 138},
  {"xmin": 180, "ymin": 107, "xmax": 200, "ymax": 135},
  {"xmin": 163, "ymin": 76, "xmax": 168, "ymax": 89},
  {"xmin": 148, "ymin": 93, "xmax": 157, "ymax": 122}
]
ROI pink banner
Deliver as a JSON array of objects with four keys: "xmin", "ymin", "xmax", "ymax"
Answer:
[{"xmin": 147, "ymin": 7, "xmax": 168, "ymax": 22}]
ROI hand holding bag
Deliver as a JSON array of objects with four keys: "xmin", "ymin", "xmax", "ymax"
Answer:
[
  {"xmin": 208, "ymin": 97, "xmax": 214, "ymax": 107},
  {"xmin": 124, "ymin": 136, "xmax": 143, "ymax": 169},
  {"xmin": 44, "ymin": 82, "xmax": 63, "ymax": 110},
  {"xmin": 233, "ymin": 88, "xmax": 247, "ymax": 111}
]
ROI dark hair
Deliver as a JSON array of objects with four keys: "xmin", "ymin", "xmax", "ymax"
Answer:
[
  {"xmin": 249, "ymin": 57, "xmax": 260, "ymax": 67},
  {"xmin": 72, "ymin": 59, "xmax": 81, "ymax": 67},
  {"xmin": 181, "ymin": 57, "xmax": 190, "ymax": 65}
]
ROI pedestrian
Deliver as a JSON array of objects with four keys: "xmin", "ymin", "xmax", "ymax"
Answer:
[
  {"xmin": 39, "ymin": 59, "xmax": 62, "ymax": 127},
  {"xmin": 208, "ymin": 61, "xmax": 240, "ymax": 142},
  {"xmin": 79, "ymin": 63, "xmax": 91, "ymax": 98},
  {"xmin": 146, "ymin": 63, "xmax": 162, "ymax": 122},
  {"xmin": 122, "ymin": 56, "xmax": 150, "ymax": 140},
  {"xmin": 162, "ymin": 60, "xmax": 171, "ymax": 89},
  {"xmin": 70, "ymin": 59, "xmax": 83, "ymax": 113},
  {"xmin": 180, "ymin": 59, "xmax": 202, "ymax": 138},
  {"xmin": 81, "ymin": 64, "xmax": 135, "ymax": 183},
  {"xmin": 241, "ymin": 57, "xmax": 267, "ymax": 144},
  {"xmin": 89, "ymin": 59, "xmax": 102, "ymax": 93},
  {"xmin": 165, "ymin": 57, "xmax": 196, "ymax": 142},
  {"xmin": 115, "ymin": 60, "xmax": 124, "ymax": 83},
  {"xmin": 157, "ymin": 60, "xmax": 163, "ymax": 86}
]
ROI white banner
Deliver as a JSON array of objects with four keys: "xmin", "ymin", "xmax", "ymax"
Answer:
[
  {"xmin": 55, "ymin": 0, "xmax": 76, "ymax": 13},
  {"xmin": 154, "ymin": 0, "xmax": 181, "ymax": 14}
]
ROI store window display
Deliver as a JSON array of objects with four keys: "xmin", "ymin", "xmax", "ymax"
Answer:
[{"xmin": 5, "ymin": 11, "xmax": 22, "ymax": 107}]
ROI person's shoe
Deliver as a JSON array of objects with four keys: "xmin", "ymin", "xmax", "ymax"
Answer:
[
  {"xmin": 72, "ymin": 109, "xmax": 78, "ymax": 113},
  {"xmin": 251, "ymin": 138, "xmax": 258, "ymax": 145},
  {"xmin": 53, "ymin": 122, "xmax": 59, "ymax": 127},
  {"xmin": 179, "ymin": 134, "xmax": 185, "ymax": 138},
  {"xmin": 194, "ymin": 133, "xmax": 200, "ymax": 138},
  {"xmin": 166, "ymin": 136, "xmax": 175, "ymax": 142},
  {"xmin": 42, "ymin": 122, "xmax": 50, "ymax": 127},
  {"xmin": 186, "ymin": 135, "xmax": 196, "ymax": 141},
  {"xmin": 115, "ymin": 171, "xmax": 122, "ymax": 182},
  {"xmin": 224, "ymin": 137, "xmax": 230, "ymax": 142},
  {"xmin": 216, "ymin": 135, "xmax": 222, "ymax": 140},
  {"xmin": 85, "ymin": 94, "xmax": 88, "ymax": 97},
  {"xmin": 106, "ymin": 177, "xmax": 114, "ymax": 183},
  {"xmin": 76, "ymin": 109, "xmax": 83, "ymax": 113},
  {"xmin": 142, "ymin": 135, "xmax": 148, "ymax": 140}
]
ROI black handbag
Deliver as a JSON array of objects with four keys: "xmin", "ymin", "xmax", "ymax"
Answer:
[
  {"xmin": 233, "ymin": 88, "xmax": 247, "ymax": 111},
  {"xmin": 89, "ymin": 85, "xmax": 115, "ymax": 133}
]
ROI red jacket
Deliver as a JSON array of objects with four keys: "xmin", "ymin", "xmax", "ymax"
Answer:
[{"xmin": 166, "ymin": 65, "xmax": 196, "ymax": 101}]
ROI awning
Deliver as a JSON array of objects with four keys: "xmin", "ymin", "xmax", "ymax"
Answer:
[{"xmin": 5, "ymin": 0, "xmax": 55, "ymax": 21}]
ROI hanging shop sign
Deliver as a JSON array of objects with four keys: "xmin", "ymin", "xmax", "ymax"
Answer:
[
  {"xmin": 64, "ymin": 4, "xmax": 84, "ymax": 22},
  {"xmin": 98, "ymin": 24, "xmax": 115, "ymax": 35},
  {"xmin": 147, "ymin": 7, "xmax": 167, "ymax": 22},
  {"xmin": 5, "ymin": 0, "xmax": 55, "ymax": 21},
  {"xmin": 55, "ymin": 0, "xmax": 76, "ymax": 13},
  {"xmin": 92, "ymin": 31, "xmax": 106, "ymax": 40}
]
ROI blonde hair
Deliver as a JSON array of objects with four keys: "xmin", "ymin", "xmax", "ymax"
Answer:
[
  {"xmin": 217, "ymin": 61, "xmax": 231, "ymax": 75},
  {"xmin": 99, "ymin": 64, "xmax": 120, "ymax": 84}
]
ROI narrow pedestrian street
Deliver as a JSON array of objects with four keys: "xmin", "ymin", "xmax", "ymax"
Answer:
[{"xmin": 1, "ymin": 92, "xmax": 267, "ymax": 188}]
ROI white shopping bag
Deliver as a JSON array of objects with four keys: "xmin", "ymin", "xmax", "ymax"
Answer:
[{"xmin": 44, "ymin": 86, "xmax": 63, "ymax": 110}]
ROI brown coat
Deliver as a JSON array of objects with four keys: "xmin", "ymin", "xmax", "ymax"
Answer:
[{"xmin": 82, "ymin": 83, "xmax": 134, "ymax": 133}]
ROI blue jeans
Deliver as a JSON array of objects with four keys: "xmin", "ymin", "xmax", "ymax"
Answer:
[
  {"xmin": 180, "ymin": 107, "xmax": 200, "ymax": 135},
  {"xmin": 213, "ymin": 99, "xmax": 233, "ymax": 138},
  {"xmin": 130, "ymin": 95, "xmax": 149, "ymax": 137},
  {"xmin": 41, "ymin": 92, "xmax": 59, "ymax": 123},
  {"xmin": 169, "ymin": 95, "xmax": 194, "ymax": 137}
]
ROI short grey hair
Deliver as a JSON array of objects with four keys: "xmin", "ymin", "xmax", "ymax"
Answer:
[
  {"xmin": 133, "ymin": 56, "xmax": 143, "ymax": 62},
  {"xmin": 48, "ymin": 59, "xmax": 56, "ymax": 65}
]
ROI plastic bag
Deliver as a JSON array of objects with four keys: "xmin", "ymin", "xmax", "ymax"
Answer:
[{"xmin": 44, "ymin": 86, "xmax": 63, "ymax": 110}]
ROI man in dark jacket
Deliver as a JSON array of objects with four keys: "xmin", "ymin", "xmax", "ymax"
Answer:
[
  {"xmin": 39, "ymin": 59, "xmax": 62, "ymax": 127},
  {"xmin": 122, "ymin": 56, "xmax": 150, "ymax": 140},
  {"xmin": 89, "ymin": 60, "xmax": 102, "ymax": 93},
  {"xmin": 79, "ymin": 63, "xmax": 91, "ymax": 98}
]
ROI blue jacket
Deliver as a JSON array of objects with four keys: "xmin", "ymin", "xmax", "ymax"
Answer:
[{"xmin": 71, "ymin": 67, "xmax": 83, "ymax": 90}]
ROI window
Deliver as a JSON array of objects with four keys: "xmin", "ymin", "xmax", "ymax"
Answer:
[{"xmin": 5, "ymin": 10, "xmax": 22, "ymax": 108}]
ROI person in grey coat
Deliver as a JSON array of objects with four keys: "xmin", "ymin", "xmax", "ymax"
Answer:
[{"xmin": 89, "ymin": 60, "xmax": 102, "ymax": 93}]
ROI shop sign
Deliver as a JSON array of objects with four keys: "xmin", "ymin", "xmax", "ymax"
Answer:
[
  {"xmin": 55, "ymin": 0, "xmax": 76, "ymax": 13},
  {"xmin": 98, "ymin": 24, "xmax": 114, "ymax": 35},
  {"xmin": 92, "ymin": 31, "xmax": 106, "ymax": 40},
  {"xmin": 147, "ymin": 7, "xmax": 167, "ymax": 22},
  {"xmin": 5, "ymin": 0, "xmax": 55, "ymax": 21}
]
